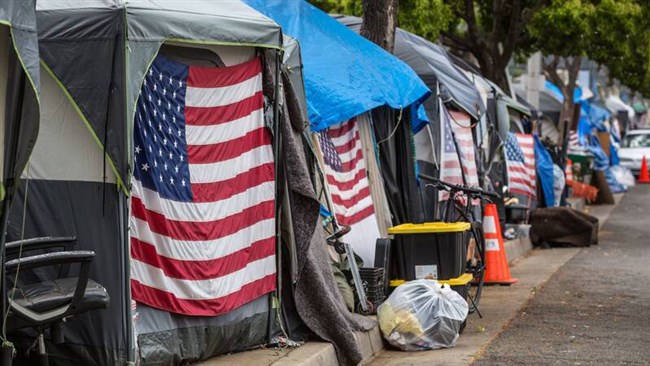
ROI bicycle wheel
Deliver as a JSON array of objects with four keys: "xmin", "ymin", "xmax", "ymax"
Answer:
[{"xmin": 466, "ymin": 222, "xmax": 485, "ymax": 314}]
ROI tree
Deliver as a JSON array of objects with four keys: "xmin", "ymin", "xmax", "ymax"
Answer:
[
  {"xmin": 310, "ymin": 0, "xmax": 650, "ymax": 99},
  {"xmin": 528, "ymin": 0, "xmax": 595, "ymax": 124},
  {"xmin": 593, "ymin": 1, "xmax": 650, "ymax": 96},
  {"xmin": 308, "ymin": 0, "xmax": 361, "ymax": 15},
  {"xmin": 309, "ymin": 0, "xmax": 453, "ymax": 47},
  {"xmin": 528, "ymin": 0, "xmax": 645, "ymax": 123},
  {"xmin": 394, "ymin": 0, "xmax": 453, "ymax": 43},
  {"xmin": 439, "ymin": 1, "xmax": 549, "ymax": 92},
  {"xmin": 360, "ymin": 0, "xmax": 400, "ymax": 52}
]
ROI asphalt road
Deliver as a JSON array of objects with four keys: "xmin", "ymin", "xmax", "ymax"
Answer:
[{"xmin": 473, "ymin": 185, "xmax": 650, "ymax": 365}]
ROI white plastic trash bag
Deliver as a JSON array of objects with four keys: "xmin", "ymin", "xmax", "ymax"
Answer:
[
  {"xmin": 611, "ymin": 165, "xmax": 635, "ymax": 188},
  {"xmin": 553, "ymin": 164, "xmax": 566, "ymax": 207},
  {"xmin": 377, "ymin": 280, "xmax": 468, "ymax": 351}
]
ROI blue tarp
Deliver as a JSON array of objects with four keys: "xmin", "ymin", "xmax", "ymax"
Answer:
[
  {"xmin": 585, "ymin": 137, "xmax": 626, "ymax": 193},
  {"xmin": 544, "ymin": 81, "xmax": 585, "ymax": 103},
  {"xmin": 580, "ymin": 101, "xmax": 610, "ymax": 131},
  {"xmin": 243, "ymin": 0, "xmax": 431, "ymax": 132},
  {"xmin": 534, "ymin": 134, "xmax": 555, "ymax": 207}
]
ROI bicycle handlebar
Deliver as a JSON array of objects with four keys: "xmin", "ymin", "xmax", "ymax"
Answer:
[{"xmin": 419, "ymin": 173, "xmax": 500, "ymax": 199}]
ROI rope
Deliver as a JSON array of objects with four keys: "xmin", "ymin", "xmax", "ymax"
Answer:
[
  {"xmin": 376, "ymin": 109, "xmax": 404, "ymax": 147},
  {"xmin": 2, "ymin": 160, "xmax": 30, "ymax": 342}
]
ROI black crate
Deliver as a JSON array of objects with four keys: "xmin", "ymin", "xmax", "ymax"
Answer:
[{"xmin": 359, "ymin": 267, "xmax": 386, "ymax": 307}]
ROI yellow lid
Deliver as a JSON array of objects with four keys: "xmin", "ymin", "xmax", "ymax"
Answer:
[
  {"xmin": 437, "ymin": 273, "xmax": 474, "ymax": 286},
  {"xmin": 388, "ymin": 222, "xmax": 471, "ymax": 234},
  {"xmin": 388, "ymin": 273, "xmax": 474, "ymax": 287}
]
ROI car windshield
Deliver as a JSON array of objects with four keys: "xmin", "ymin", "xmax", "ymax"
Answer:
[{"xmin": 622, "ymin": 133, "xmax": 650, "ymax": 148}]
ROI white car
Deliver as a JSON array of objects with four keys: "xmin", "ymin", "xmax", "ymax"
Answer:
[{"xmin": 619, "ymin": 129, "xmax": 650, "ymax": 176}]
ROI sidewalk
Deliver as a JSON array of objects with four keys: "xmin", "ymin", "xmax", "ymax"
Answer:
[
  {"xmin": 199, "ymin": 196, "xmax": 621, "ymax": 366},
  {"xmin": 368, "ymin": 195, "xmax": 623, "ymax": 366}
]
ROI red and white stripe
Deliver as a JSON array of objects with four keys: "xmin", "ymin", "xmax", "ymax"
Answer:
[
  {"xmin": 440, "ymin": 105, "xmax": 479, "ymax": 201},
  {"xmin": 510, "ymin": 133, "xmax": 536, "ymax": 198},
  {"xmin": 324, "ymin": 118, "xmax": 380, "ymax": 266},
  {"xmin": 130, "ymin": 57, "xmax": 276, "ymax": 316}
]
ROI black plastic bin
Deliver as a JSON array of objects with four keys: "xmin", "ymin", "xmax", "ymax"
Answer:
[{"xmin": 387, "ymin": 222, "xmax": 471, "ymax": 281}]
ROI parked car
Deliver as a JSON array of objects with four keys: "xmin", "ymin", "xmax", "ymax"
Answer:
[{"xmin": 619, "ymin": 129, "xmax": 650, "ymax": 176}]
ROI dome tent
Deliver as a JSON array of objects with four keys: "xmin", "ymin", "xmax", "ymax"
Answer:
[{"xmin": 8, "ymin": 1, "xmax": 286, "ymax": 364}]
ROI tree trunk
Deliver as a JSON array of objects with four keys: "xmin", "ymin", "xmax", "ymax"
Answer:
[
  {"xmin": 360, "ymin": 0, "xmax": 399, "ymax": 52},
  {"xmin": 560, "ymin": 56, "xmax": 582, "ymax": 129},
  {"xmin": 544, "ymin": 56, "xmax": 582, "ymax": 147}
]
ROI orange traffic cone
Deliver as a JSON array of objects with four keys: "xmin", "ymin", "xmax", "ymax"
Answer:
[
  {"xmin": 638, "ymin": 155, "xmax": 650, "ymax": 184},
  {"xmin": 565, "ymin": 158, "xmax": 574, "ymax": 183},
  {"xmin": 482, "ymin": 203, "xmax": 518, "ymax": 285}
]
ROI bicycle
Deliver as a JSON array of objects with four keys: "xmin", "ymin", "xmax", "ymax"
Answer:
[{"xmin": 419, "ymin": 174, "xmax": 499, "ymax": 318}]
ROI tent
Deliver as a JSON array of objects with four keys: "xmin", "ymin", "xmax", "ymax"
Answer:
[
  {"xmin": 0, "ymin": 0, "xmax": 40, "ymax": 212},
  {"xmin": 7, "ymin": 1, "xmax": 287, "ymax": 364},
  {"xmin": 0, "ymin": 0, "xmax": 41, "ymax": 350},
  {"xmin": 514, "ymin": 83, "xmax": 563, "ymax": 123},
  {"xmin": 334, "ymin": 15, "xmax": 488, "ymax": 208},
  {"xmin": 605, "ymin": 95, "xmax": 635, "ymax": 121}
]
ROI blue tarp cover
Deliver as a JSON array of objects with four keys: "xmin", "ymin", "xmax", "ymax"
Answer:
[
  {"xmin": 534, "ymin": 134, "xmax": 555, "ymax": 207},
  {"xmin": 544, "ymin": 81, "xmax": 586, "ymax": 103},
  {"xmin": 243, "ymin": 0, "xmax": 431, "ymax": 131},
  {"xmin": 580, "ymin": 101, "xmax": 610, "ymax": 132}
]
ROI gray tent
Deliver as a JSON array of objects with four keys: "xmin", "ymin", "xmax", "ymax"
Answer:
[
  {"xmin": 515, "ymin": 84, "xmax": 562, "ymax": 123},
  {"xmin": 0, "ymin": 0, "xmax": 40, "ymax": 351},
  {"xmin": 0, "ymin": 0, "xmax": 40, "ymax": 209},
  {"xmin": 7, "ymin": 1, "xmax": 285, "ymax": 365},
  {"xmin": 334, "ymin": 15, "xmax": 488, "ymax": 220}
]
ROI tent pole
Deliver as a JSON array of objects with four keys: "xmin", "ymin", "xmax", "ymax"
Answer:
[
  {"xmin": 121, "ymin": 7, "xmax": 135, "ymax": 363},
  {"xmin": 0, "ymin": 49, "xmax": 27, "ymax": 341},
  {"xmin": 268, "ymin": 48, "xmax": 284, "ymax": 343}
]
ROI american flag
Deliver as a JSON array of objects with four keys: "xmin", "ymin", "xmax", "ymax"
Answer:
[
  {"xmin": 439, "ymin": 105, "xmax": 479, "ymax": 201},
  {"xmin": 321, "ymin": 118, "xmax": 380, "ymax": 266},
  {"xmin": 130, "ymin": 55, "xmax": 276, "ymax": 316},
  {"xmin": 505, "ymin": 132, "xmax": 536, "ymax": 198}
]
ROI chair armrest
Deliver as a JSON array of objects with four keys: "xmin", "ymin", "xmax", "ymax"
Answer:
[
  {"xmin": 5, "ymin": 236, "xmax": 76, "ymax": 256},
  {"xmin": 5, "ymin": 250, "xmax": 94, "ymax": 272},
  {"xmin": 6, "ymin": 250, "xmax": 96, "ymax": 325}
]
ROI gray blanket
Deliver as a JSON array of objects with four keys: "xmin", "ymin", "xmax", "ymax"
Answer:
[{"xmin": 280, "ymin": 70, "xmax": 376, "ymax": 366}]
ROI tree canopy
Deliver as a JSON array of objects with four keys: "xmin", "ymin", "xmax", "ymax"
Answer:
[{"xmin": 308, "ymin": 0, "xmax": 650, "ymax": 98}]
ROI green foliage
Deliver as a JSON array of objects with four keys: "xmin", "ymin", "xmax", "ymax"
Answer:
[
  {"xmin": 398, "ymin": 0, "xmax": 453, "ymax": 42},
  {"xmin": 308, "ymin": 0, "xmax": 650, "ymax": 96},
  {"xmin": 308, "ymin": 0, "xmax": 362, "ymax": 16},
  {"xmin": 594, "ymin": 1, "xmax": 650, "ymax": 95},
  {"xmin": 529, "ymin": 0, "xmax": 595, "ymax": 57},
  {"xmin": 309, "ymin": 0, "xmax": 453, "ymax": 42},
  {"xmin": 529, "ymin": 0, "xmax": 649, "ymax": 96}
]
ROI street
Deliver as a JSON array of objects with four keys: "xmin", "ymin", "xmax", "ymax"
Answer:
[{"xmin": 474, "ymin": 185, "xmax": 650, "ymax": 365}]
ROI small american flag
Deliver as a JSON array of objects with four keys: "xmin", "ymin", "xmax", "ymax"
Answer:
[
  {"xmin": 439, "ymin": 105, "xmax": 479, "ymax": 201},
  {"xmin": 506, "ymin": 132, "xmax": 536, "ymax": 198},
  {"xmin": 321, "ymin": 118, "xmax": 380, "ymax": 266},
  {"xmin": 568, "ymin": 130, "xmax": 580, "ymax": 149},
  {"xmin": 318, "ymin": 130, "xmax": 342, "ymax": 172},
  {"xmin": 130, "ymin": 55, "xmax": 276, "ymax": 316}
]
